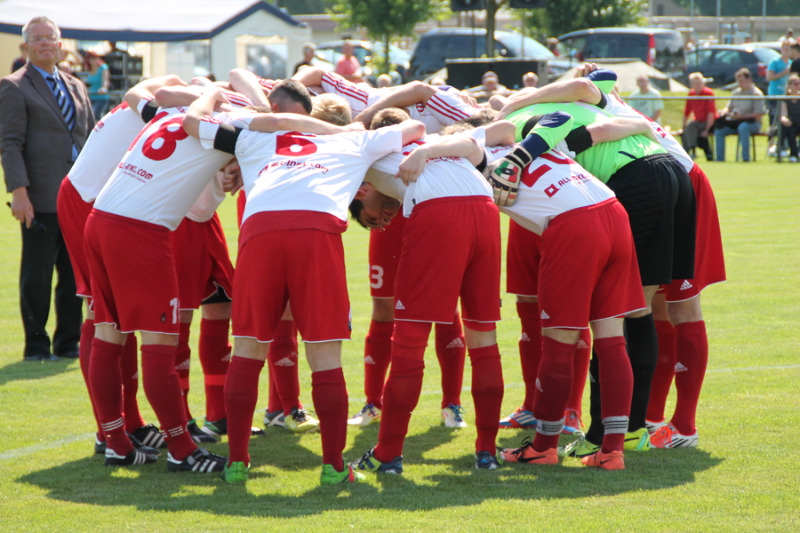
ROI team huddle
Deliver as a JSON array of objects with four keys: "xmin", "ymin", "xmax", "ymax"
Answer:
[{"xmin": 58, "ymin": 60, "xmax": 725, "ymax": 484}]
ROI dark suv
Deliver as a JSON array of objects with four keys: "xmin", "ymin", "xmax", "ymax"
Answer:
[
  {"xmin": 685, "ymin": 44, "xmax": 780, "ymax": 93},
  {"xmin": 407, "ymin": 28, "xmax": 553, "ymax": 81},
  {"xmin": 557, "ymin": 27, "xmax": 686, "ymax": 78}
]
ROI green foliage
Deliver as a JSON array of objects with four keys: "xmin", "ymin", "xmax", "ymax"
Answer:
[
  {"xmin": 276, "ymin": 0, "xmax": 335, "ymax": 15},
  {"xmin": 673, "ymin": 0, "xmax": 800, "ymax": 16},
  {"xmin": 515, "ymin": 0, "xmax": 648, "ymax": 38},
  {"xmin": 328, "ymin": 0, "xmax": 438, "ymax": 73}
]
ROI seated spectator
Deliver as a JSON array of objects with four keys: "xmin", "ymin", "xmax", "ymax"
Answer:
[
  {"xmin": 714, "ymin": 68, "xmax": 766, "ymax": 162},
  {"xmin": 628, "ymin": 75, "xmax": 663, "ymax": 121},
  {"xmin": 467, "ymin": 71, "xmax": 511, "ymax": 101},
  {"xmin": 522, "ymin": 71, "xmax": 538, "ymax": 88},
  {"xmin": 683, "ymin": 72, "xmax": 716, "ymax": 161},
  {"xmin": 778, "ymin": 73, "xmax": 800, "ymax": 162}
]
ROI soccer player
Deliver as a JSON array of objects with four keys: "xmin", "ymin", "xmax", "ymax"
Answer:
[
  {"xmin": 495, "ymin": 71, "xmax": 696, "ymax": 455},
  {"xmin": 57, "ymin": 75, "xmax": 187, "ymax": 456},
  {"xmin": 351, "ymin": 107, "xmax": 505, "ymax": 473},
  {"xmin": 182, "ymin": 88, "xmax": 425, "ymax": 484}
]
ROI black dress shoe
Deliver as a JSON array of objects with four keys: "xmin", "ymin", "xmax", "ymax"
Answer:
[
  {"xmin": 56, "ymin": 350, "xmax": 80, "ymax": 359},
  {"xmin": 24, "ymin": 353, "xmax": 59, "ymax": 361}
]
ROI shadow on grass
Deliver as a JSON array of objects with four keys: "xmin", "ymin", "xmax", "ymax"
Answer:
[
  {"xmin": 0, "ymin": 357, "xmax": 80, "ymax": 386},
  {"xmin": 18, "ymin": 433, "xmax": 723, "ymax": 517}
]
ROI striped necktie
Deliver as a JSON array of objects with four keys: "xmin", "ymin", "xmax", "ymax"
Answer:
[{"xmin": 46, "ymin": 75, "xmax": 75, "ymax": 131}]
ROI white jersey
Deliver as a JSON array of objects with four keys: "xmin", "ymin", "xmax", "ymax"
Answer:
[
  {"xmin": 321, "ymin": 71, "xmax": 385, "ymax": 114},
  {"xmin": 198, "ymin": 119, "xmax": 404, "ymax": 225},
  {"xmin": 606, "ymin": 93, "xmax": 694, "ymax": 172},
  {"xmin": 372, "ymin": 134, "xmax": 492, "ymax": 218},
  {"xmin": 67, "ymin": 100, "xmax": 149, "ymax": 202},
  {"xmin": 185, "ymin": 175, "xmax": 226, "ymax": 223},
  {"xmin": 477, "ymin": 130, "xmax": 615, "ymax": 235},
  {"xmin": 407, "ymin": 89, "xmax": 480, "ymax": 134},
  {"xmin": 94, "ymin": 107, "xmax": 234, "ymax": 230}
]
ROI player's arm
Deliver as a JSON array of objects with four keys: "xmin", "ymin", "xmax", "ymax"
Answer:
[
  {"xmin": 228, "ymin": 68, "xmax": 270, "ymax": 108},
  {"xmin": 396, "ymin": 134, "xmax": 483, "ymax": 184},
  {"xmin": 182, "ymin": 87, "xmax": 231, "ymax": 139},
  {"xmin": 247, "ymin": 113, "xmax": 354, "ymax": 135},
  {"xmin": 353, "ymin": 81, "xmax": 436, "ymax": 126},
  {"xmin": 124, "ymin": 75, "xmax": 187, "ymax": 115},
  {"xmin": 482, "ymin": 120, "xmax": 516, "ymax": 147},
  {"xmin": 292, "ymin": 66, "xmax": 325, "ymax": 88},
  {"xmin": 496, "ymin": 77, "xmax": 602, "ymax": 120},
  {"xmin": 585, "ymin": 116, "xmax": 657, "ymax": 144}
]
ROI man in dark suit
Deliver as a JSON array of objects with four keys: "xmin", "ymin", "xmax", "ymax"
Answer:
[{"xmin": 0, "ymin": 16, "xmax": 94, "ymax": 361}]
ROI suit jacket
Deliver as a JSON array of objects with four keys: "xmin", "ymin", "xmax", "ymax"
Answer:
[{"xmin": 0, "ymin": 63, "xmax": 94, "ymax": 213}]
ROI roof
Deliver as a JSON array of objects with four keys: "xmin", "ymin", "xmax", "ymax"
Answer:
[
  {"xmin": 559, "ymin": 27, "xmax": 681, "ymax": 39},
  {"xmin": 0, "ymin": 0, "xmax": 305, "ymax": 42}
]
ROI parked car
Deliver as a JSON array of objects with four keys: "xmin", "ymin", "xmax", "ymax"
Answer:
[
  {"xmin": 407, "ymin": 28, "xmax": 554, "ymax": 81},
  {"xmin": 315, "ymin": 40, "xmax": 410, "ymax": 79},
  {"xmin": 557, "ymin": 27, "xmax": 686, "ymax": 78},
  {"xmin": 685, "ymin": 44, "xmax": 780, "ymax": 93}
]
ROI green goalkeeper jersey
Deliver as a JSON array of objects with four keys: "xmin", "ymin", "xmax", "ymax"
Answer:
[{"xmin": 506, "ymin": 100, "xmax": 666, "ymax": 182}]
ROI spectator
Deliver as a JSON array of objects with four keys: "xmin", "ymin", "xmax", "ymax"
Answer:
[
  {"xmin": 84, "ymin": 50, "xmax": 110, "ymax": 118},
  {"xmin": 683, "ymin": 72, "xmax": 716, "ymax": 161},
  {"xmin": 767, "ymin": 40, "xmax": 792, "ymax": 134},
  {"xmin": 376, "ymin": 73, "xmax": 392, "ymax": 88},
  {"xmin": 468, "ymin": 71, "xmax": 511, "ymax": 101},
  {"xmin": 714, "ymin": 68, "xmax": 766, "ymax": 162},
  {"xmin": 789, "ymin": 41, "xmax": 800, "ymax": 76},
  {"xmin": 522, "ymin": 71, "xmax": 538, "ymax": 88},
  {"xmin": 628, "ymin": 75, "xmax": 663, "ymax": 121},
  {"xmin": 0, "ymin": 16, "xmax": 94, "ymax": 361},
  {"xmin": 546, "ymin": 37, "xmax": 560, "ymax": 56},
  {"xmin": 335, "ymin": 39, "xmax": 361, "ymax": 82},
  {"xmin": 57, "ymin": 61, "xmax": 72, "ymax": 75},
  {"xmin": 11, "ymin": 43, "xmax": 26, "ymax": 73},
  {"xmin": 778, "ymin": 73, "xmax": 800, "ymax": 162},
  {"xmin": 778, "ymin": 28, "xmax": 794, "ymax": 43},
  {"xmin": 293, "ymin": 42, "xmax": 316, "ymax": 74}
]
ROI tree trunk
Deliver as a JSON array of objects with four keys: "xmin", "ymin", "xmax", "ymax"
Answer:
[
  {"xmin": 384, "ymin": 33, "xmax": 391, "ymax": 76},
  {"xmin": 485, "ymin": 0, "xmax": 498, "ymax": 58}
]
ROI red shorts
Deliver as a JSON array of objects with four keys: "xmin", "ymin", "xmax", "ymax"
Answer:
[
  {"xmin": 232, "ymin": 227, "xmax": 351, "ymax": 343},
  {"xmin": 506, "ymin": 219, "xmax": 541, "ymax": 297},
  {"xmin": 57, "ymin": 177, "xmax": 94, "ymax": 298},
  {"xmin": 538, "ymin": 199, "xmax": 645, "ymax": 329},
  {"xmin": 84, "ymin": 210, "xmax": 180, "ymax": 334},
  {"xmin": 659, "ymin": 164, "xmax": 726, "ymax": 302},
  {"xmin": 368, "ymin": 212, "xmax": 406, "ymax": 298},
  {"xmin": 171, "ymin": 214, "xmax": 234, "ymax": 310},
  {"xmin": 394, "ymin": 196, "xmax": 501, "ymax": 325}
]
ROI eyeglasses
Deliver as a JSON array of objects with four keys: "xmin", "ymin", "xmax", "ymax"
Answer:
[{"xmin": 28, "ymin": 35, "xmax": 59, "ymax": 44}]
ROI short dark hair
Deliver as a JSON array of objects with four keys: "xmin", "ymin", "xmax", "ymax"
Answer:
[
  {"xmin": 348, "ymin": 197, "xmax": 369, "ymax": 229},
  {"xmin": 370, "ymin": 107, "xmax": 410, "ymax": 130},
  {"xmin": 268, "ymin": 79, "xmax": 313, "ymax": 114},
  {"xmin": 735, "ymin": 68, "xmax": 752, "ymax": 79}
]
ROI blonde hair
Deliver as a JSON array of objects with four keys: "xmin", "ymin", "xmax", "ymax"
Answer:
[
  {"xmin": 688, "ymin": 72, "xmax": 705, "ymax": 83},
  {"xmin": 311, "ymin": 93, "xmax": 352, "ymax": 126}
]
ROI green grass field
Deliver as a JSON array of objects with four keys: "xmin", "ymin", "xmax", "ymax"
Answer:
[{"xmin": 1, "ymin": 146, "xmax": 798, "ymax": 532}]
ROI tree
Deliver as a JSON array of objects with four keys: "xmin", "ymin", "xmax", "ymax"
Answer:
[
  {"xmin": 514, "ymin": 0, "xmax": 647, "ymax": 39},
  {"xmin": 329, "ymin": 0, "xmax": 440, "ymax": 75},
  {"xmin": 673, "ymin": 0, "xmax": 799, "ymax": 16}
]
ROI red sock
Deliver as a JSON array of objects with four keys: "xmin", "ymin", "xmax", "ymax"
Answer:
[
  {"xmin": 198, "ymin": 318, "xmax": 230, "ymax": 422},
  {"xmin": 567, "ymin": 329, "xmax": 591, "ymax": 414},
  {"xmin": 375, "ymin": 321, "xmax": 430, "ymax": 462},
  {"xmin": 268, "ymin": 320, "xmax": 301, "ymax": 414},
  {"xmin": 89, "ymin": 338, "xmax": 130, "ymax": 454},
  {"xmin": 469, "ymin": 344, "xmax": 504, "ymax": 453},
  {"xmin": 594, "ymin": 336, "xmax": 633, "ymax": 453},
  {"xmin": 175, "ymin": 322, "xmax": 192, "ymax": 421},
  {"xmin": 225, "ymin": 356, "xmax": 264, "ymax": 466},
  {"xmin": 647, "ymin": 320, "xmax": 677, "ymax": 424},
  {"xmin": 516, "ymin": 301, "xmax": 542, "ymax": 411},
  {"xmin": 78, "ymin": 319, "xmax": 103, "ymax": 440},
  {"xmin": 671, "ymin": 321, "xmax": 708, "ymax": 435},
  {"xmin": 364, "ymin": 320, "xmax": 393, "ymax": 409},
  {"xmin": 121, "ymin": 334, "xmax": 145, "ymax": 432},
  {"xmin": 532, "ymin": 337, "xmax": 575, "ymax": 451},
  {"xmin": 141, "ymin": 343, "xmax": 195, "ymax": 460},
  {"xmin": 311, "ymin": 368, "xmax": 349, "ymax": 470},
  {"xmin": 435, "ymin": 315, "xmax": 466, "ymax": 408}
]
